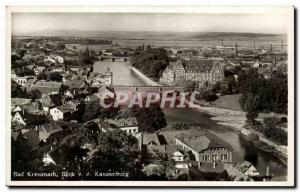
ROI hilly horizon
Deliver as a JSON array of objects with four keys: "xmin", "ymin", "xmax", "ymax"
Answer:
[{"xmin": 12, "ymin": 30, "xmax": 285, "ymax": 39}]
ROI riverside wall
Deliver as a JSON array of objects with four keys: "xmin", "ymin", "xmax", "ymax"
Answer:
[{"xmin": 131, "ymin": 67, "xmax": 162, "ymax": 86}]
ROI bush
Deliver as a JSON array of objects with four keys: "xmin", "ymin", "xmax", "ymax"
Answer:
[
  {"xmin": 245, "ymin": 132, "xmax": 259, "ymax": 142},
  {"xmin": 200, "ymin": 90, "xmax": 218, "ymax": 102}
]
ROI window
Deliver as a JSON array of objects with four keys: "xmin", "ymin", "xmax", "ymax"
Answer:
[
  {"xmin": 202, "ymin": 155, "xmax": 210, "ymax": 162},
  {"xmin": 212, "ymin": 154, "xmax": 218, "ymax": 161},
  {"xmin": 221, "ymin": 154, "xmax": 228, "ymax": 161}
]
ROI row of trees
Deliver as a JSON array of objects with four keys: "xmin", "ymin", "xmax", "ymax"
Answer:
[
  {"xmin": 131, "ymin": 48, "xmax": 169, "ymax": 79},
  {"xmin": 238, "ymin": 68, "xmax": 287, "ymax": 114}
]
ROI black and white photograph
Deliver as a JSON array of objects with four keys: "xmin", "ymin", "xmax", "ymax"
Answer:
[{"xmin": 5, "ymin": 6, "xmax": 294, "ymax": 187}]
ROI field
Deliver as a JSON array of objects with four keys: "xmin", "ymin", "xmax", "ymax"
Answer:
[{"xmin": 212, "ymin": 94, "xmax": 243, "ymax": 111}]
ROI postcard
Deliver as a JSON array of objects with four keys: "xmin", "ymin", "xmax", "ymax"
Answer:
[{"xmin": 6, "ymin": 6, "xmax": 295, "ymax": 187}]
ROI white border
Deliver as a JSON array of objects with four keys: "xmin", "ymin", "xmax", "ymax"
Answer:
[{"xmin": 5, "ymin": 6, "xmax": 295, "ymax": 187}]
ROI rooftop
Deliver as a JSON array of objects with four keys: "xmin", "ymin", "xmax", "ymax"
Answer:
[
  {"xmin": 175, "ymin": 130, "xmax": 233, "ymax": 153},
  {"xmin": 104, "ymin": 117, "xmax": 138, "ymax": 128}
]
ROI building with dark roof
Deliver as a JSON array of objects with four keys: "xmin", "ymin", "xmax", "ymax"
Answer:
[
  {"xmin": 160, "ymin": 59, "xmax": 224, "ymax": 87},
  {"xmin": 175, "ymin": 131, "xmax": 233, "ymax": 164}
]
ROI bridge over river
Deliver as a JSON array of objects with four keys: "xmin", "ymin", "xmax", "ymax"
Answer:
[
  {"xmin": 99, "ymin": 56, "xmax": 131, "ymax": 62},
  {"xmin": 113, "ymin": 85, "xmax": 184, "ymax": 93}
]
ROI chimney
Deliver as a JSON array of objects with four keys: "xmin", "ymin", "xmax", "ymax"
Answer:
[{"xmin": 270, "ymin": 44, "xmax": 273, "ymax": 54}]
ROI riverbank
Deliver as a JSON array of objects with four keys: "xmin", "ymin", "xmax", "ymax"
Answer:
[
  {"xmin": 191, "ymin": 104, "xmax": 288, "ymax": 165},
  {"xmin": 131, "ymin": 67, "xmax": 162, "ymax": 86}
]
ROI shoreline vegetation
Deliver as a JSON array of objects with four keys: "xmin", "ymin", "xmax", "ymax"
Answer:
[{"xmin": 130, "ymin": 64, "xmax": 288, "ymax": 166}]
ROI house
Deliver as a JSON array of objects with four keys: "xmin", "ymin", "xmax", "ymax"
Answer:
[
  {"xmin": 64, "ymin": 79, "xmax": 87, "ymax": 90},
  {"xmin": 103, "ymin": 117, "xmax": 139, "ymax": 135},
  {"xmin": 175, "ymin": 131, "xmax": 233, "ymax": 164},
  {"xmin": 54, "ymin": 55, "xmax": 64, "ymax": 64},
  {"xmin": 142, "ymin": 133, "xmax": 167, "ymax": 154},
  {"xmin": 23, "ymin": 101, "xmax": 41, "ymax": 114},
  {"xmin": 44, "ymin": 56, "xmax": 56, "ymax": 63},
  {"xmin": 36, "ymin": 122, "xmax": 63, "ymax": 142},
  {"xmin": 97, "ymin": 86, "xmax": 115, "ymax": 99},
  {"xmin": 42, "ymin": 146, "xmax": 63, "ymax": 166},
  {"xmin": 50, "ymin": 66, "xmax": 65, "ymax": 73},
  {"xmin": 34, "ymin": 66, "xmax": 46, "ymax": 75},
  {"xmin": 66, "ymin": 99, "xmax": 81, "ymax": 111},
  {"xmin": 38, "ymin": 94, "xmax": 62, "ymax": 112},
  {"xmin": 21, "ymin": 129, "xmax": 41, "ymax": 149},
  {"xmin": 30, "ymin": 80, "xmax": 62, "ymax": 96},
  {"xmin": 12, "ymin": 106, "xmax": 22, "ymax": 112},
  {"xmin": 234, "ymin": 161, "xmax": 260, "ymax": 177},
  {"xmin": 11, "ymin": 98, "xmax": 31, "ymax": 109},
  {"xmin": 11, "ymin": 111, "xmax": 26, "ymax": 126},
  {"xmin": 68, "ymin": 65, "xmax": 92, "ymax": 72},
  {"xmin": 166, "ymin": 144, "xmax": 190, "ymax": 174},
  {"xmin": 88, "ymin": 71, "xmax": 113, "ymax": 87},
  {"xmin": 49, "ymin": 104, "xmax": 75, "ymax": 121},
  {"xmin": 12, "ymin": 76, "xmax": 33, "ymax": 86}
]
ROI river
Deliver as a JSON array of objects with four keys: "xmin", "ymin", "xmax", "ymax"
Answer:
[{"xmin": 93, "ymin": 60, "xmax": 287, "ymax": 180}]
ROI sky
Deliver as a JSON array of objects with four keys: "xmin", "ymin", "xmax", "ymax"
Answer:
[{"xmin": 12, "ymin": 12, "xmax": 289, "ymax": 34}]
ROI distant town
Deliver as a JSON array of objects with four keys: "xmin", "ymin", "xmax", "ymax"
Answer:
[{"xmin": 11, "ymin": 33, "xmax": 288, "ymax": 181}]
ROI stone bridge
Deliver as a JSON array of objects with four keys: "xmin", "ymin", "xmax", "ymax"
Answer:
[
  {"xmin": 113, "ymin": 85, "xmax": 184, "ymax": 93},
  {"xmin": 99, "ymin": 56, "xmax": 131, "ymax": 62}
]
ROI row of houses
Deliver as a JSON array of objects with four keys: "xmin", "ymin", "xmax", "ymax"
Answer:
[{"xmin": 141, "ymin": 131, "xmax": 262, "ymax": 180}]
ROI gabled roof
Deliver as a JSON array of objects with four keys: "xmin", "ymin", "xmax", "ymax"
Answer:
[
  {"xmin": 11, "ymin": 98, "xmax": 31, "ymax": 108},
  {"xmin": 64, "ymin": 79, "xmax": 87, "ymax": 89},
  {"xmin": 234, "ymin": 161, "xmax": 255, "ymax": 173},
  {"xmin": 175, "ymin": 131, "xmax": 233, "ymax": 153},
  {"xmin": 60, "ymin": 104, "xmax": 76, "ymax": 113},
  {"xmin": 104, "ymin": 117, "xmax": 138, "ymax": 128},
  {"xmin": 166, "ymin": 144, "xmax": 185, "ymax": 156},
  {"xmin": 181, "ymin": 59, "xmax": 216, "ymax": 72},
  {"xmin": 37, "ymin": 122, "xmax": 63, "ymax": 141},
  {"xmin": 11, "ymin": 131, "xmax": 20, "ymax": 141},
  {"xmin": 143, "ymin": 133, "xmax": 164, "ymax": 146},
  {"xmin": 22, "ymin": 129, "xmax": 40, "ymax": 148}
]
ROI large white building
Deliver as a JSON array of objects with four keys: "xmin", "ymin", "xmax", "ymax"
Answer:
[{"xmin": 160, "ymin": 59, "xmax": 224, "ymax": 87}]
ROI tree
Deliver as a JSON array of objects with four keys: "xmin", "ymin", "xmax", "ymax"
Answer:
[
  {"xmin": 200, "ymin": 89, "xmax": 218, "ymax": 102},
  {"xmin": 82, "ymin": 101, "xmax": 100, "ymax": 122},
  {"xmin": 183, "ymin": 81, "xmax": 197, "ymax": 92},
  {"xmin": 131, "ymin": 48, "xmax": 169, "ymax": 79},
  {"xmin": 11, "ymin": 80, "xmax": 28, "ymax": 98},
  {"xmin": 240, "ymin": 94, "xmax": 260, "ymax": 127},
  {"xmin": 28, "ymin": 89, "xmax": 42, "ymax": 101},
  {"xmin": 142, "ymin": 150, "xmax": 176, "ymax": 179},
  {"xmin": 213, "ymin": 81, "xmax": 221, "ymax": 93},
  {"xmin": 91, "ymin": 130, "xmax": 140, "ymax": 179},
  {"xmin": 48, "ymin": 72, "xmax": 62, "ymax": 82},
  {"xmin": 132, "ymin": 103, "xmax": 167, "ymax": 133},
  {"xmin": 37, "ymin": 72, "xmax": 47, "ymax": 80}
]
